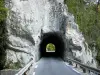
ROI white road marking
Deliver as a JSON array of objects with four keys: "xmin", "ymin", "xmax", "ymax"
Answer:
[
  {"xmin": 35, "ymin": 65, "xmax": 38, "ymax": 68},
  {"xmin": 72, "ymin": 68, "xmax": 80, "ymax": 74},
  {"xmin": 65, "ymin": 62, "xmax": 69, "ymax": 66},
  {"xmin": 33, "ymin": 72, "xmax": 35, "ymax": 75}
]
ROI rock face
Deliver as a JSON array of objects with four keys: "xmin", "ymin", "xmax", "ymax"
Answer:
[
  {"xmin": 5, "ymin": 0, "xmax": 97, "ymax": 68},
  {"xmin": 5, "ymin": 0, "xmax": 67, "ymax": 68},
  {"xmin": 65, "ymin": 13, "xmax": 97, "ymax": 68}
]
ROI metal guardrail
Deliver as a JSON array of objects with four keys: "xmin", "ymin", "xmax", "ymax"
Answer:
[
  {"xmin": 65, "ymin": 57, "xmax": 100, "ymax": 75},
  {"xmin": 15, "ymin": 58, "xmax": 34, "ymax": 75}
]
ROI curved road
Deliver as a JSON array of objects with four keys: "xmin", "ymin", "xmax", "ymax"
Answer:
[{"xmin": 34, "ymin": 58, "xmax": 81, "ymax": 75}]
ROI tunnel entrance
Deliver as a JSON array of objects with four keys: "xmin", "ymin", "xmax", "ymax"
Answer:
[{"xmin": 39, "ymin": 32, "xmax": 65, "ymax": 58}]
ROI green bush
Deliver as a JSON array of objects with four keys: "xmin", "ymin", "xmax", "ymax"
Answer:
[
  {"xmin": 0, "ymin": 8, "xmax": 7, "ymax": 22},
  {"xmin": 0, "ymin": 0, "xmax": 8, "ymax": 22}
]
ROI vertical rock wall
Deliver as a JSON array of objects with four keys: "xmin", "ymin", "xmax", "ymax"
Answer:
[
  {"xmin": 5, "ymin": 0, "xmax": 67, "ymax": 68},
  {"xmin": 4, "ymin": 0, "xmax": 97, "ymax": 68}
]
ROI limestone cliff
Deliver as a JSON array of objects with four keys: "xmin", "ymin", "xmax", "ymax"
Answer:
[{"xmin": 4, "ymin": 0, "xmax": 97, "ymax": 68}]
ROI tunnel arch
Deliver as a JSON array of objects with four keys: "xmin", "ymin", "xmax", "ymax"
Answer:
[{"xmin": 39, "ymin": 32, "xmax": 65, "ymax": 58}]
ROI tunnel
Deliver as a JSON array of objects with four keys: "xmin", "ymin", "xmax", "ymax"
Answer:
[{"xmin": 39, "ymin": 32, "xmax": 65, "ymax": 58}]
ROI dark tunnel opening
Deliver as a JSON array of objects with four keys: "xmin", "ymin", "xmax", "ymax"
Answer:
[{"xmin": 39, "ymin": 32, "xmax": 65, "ymax": 59}]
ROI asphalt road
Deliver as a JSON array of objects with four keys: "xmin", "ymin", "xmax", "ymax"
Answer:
[{"xmin": 34, "ymin": 58, "xmax": 81, "ymax": 75}]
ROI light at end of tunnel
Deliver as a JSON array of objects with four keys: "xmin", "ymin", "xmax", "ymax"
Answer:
[{"xmin": 46, "ymin": 43, "xmax": 56, "ymax": 52}]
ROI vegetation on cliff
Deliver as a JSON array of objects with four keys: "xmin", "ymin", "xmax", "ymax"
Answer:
[
  {"xmin": 64, "ymin": 0, "xmax": 100, "ymax": 65},
  {"xmin": 0, "ymin": 0, "xmax": 7, "ymax": 70}
]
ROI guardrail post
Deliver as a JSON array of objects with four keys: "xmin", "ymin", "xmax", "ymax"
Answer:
[
  {"xmin": 24, "ymin": 71, "xmax": 27, "ymax": 75},
  {"xmin": 75, "ymin": 64, "xmax": 77, "ymax": 68},
  {"xmin": 82, "ymin": 67, "xmax": 86, "ymax": 73},
  {"xmin": 69, "ymin": 61, "xmax": 72, "ymax": 65}
]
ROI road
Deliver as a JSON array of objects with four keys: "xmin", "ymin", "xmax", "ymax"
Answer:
[{"xmin": 34, "ymin": 58, "xmax": 81, "ymax": 75}]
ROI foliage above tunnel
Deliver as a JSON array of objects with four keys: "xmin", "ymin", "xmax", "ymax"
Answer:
[{"xmin": 64, "ymin": 0, "xmax": 100, "ymax": 64}]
